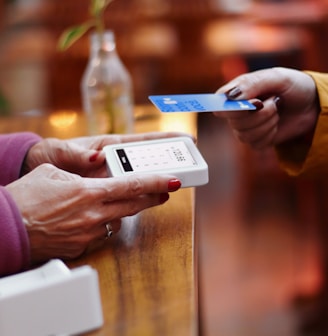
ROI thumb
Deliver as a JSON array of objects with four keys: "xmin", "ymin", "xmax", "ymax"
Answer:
[{"xmin": 59, "ymin": 142, "xmax": 105, "ymax": 173}]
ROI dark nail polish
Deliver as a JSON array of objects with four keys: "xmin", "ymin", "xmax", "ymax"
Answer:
[
  {"xmin": 252, "ymin": 100, "xmax": 264, "ymax": 110},
  {"xmin": 89, "ymin": 152, "xmax": 99, "ymax": 162},
  {"xmin": 168, "ymin": 179, "xmax": 181, "ymax": 192},
  {"xmin": 226, "ymin": 87, "xmax": 242, "ymax": 99}
]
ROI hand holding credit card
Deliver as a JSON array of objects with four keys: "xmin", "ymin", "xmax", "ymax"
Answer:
[{"xmin": 148, "ymin": 93, "xmax": 256, "ymax": 113}]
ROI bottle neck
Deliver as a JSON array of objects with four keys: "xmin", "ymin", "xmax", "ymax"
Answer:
[{"xmin": 90, "ymin": 31, "xmax": 116, "ymax": 57}]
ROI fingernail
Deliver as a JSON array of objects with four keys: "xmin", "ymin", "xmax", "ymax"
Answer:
[
  {"xmin": 226, "ymin": 87, "xmax": 242, "ymax": 99},
  {"xmin": 252, "ymin": 100, "xmax": 264, "ymax": 110},
  {"xmin": 274, "ymin": 96, "xmax": 281, "ymax": 108},
  {"xmin": 160, "ymin": 193, "xmax": 170, "ymax": 204},
  {"xmin": 168, "ymin": 179, "xmax": 181, "ymax": 192},
  {"xmin": 89, "ymin": 151, "xmax": 99, "ymax": 162}
]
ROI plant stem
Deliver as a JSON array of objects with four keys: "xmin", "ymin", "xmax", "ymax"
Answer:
[{"xmin": 95, "ymin": 12, "xmax": 104, "ymax": 37}]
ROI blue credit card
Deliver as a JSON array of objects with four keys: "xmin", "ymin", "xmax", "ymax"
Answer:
[{"xmin": 148, "ymin": 93, "xmax": 256, "ymax": 113}]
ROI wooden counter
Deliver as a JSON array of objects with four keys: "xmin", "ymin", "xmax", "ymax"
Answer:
[{"xmin": 0, "ymin": 106, "xmax": 198, "ymax": 336}]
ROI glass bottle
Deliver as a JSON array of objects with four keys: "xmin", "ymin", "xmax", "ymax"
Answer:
[{"xmin": 81, "ymin": 30, "xmax": 134, "ymax": 135}]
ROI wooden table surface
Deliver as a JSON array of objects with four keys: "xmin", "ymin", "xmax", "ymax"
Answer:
[{"xmin": 0, "ymin": 105, "xmax": 198, "ymax": 336}]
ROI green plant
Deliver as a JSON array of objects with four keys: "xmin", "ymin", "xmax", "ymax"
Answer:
[
  {"xmin": 58, "ymin": 0, "xmax": 116, "ymax": 51},
  {"xmin": 0, "ymin": 89, "xmax": 10, "ymax": 116}
]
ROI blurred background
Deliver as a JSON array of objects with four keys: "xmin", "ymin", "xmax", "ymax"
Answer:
[{"xmin": 2, "ymin": 0, "xmax": 328, "ymax": 335}]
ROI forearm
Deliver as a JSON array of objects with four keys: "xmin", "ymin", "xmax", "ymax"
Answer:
[
  {"xmin": 0, "ymin": 132, "xmax": 42, "ymax": 185},
  {"xmin": 0, "ymin": 187, "xmax": 30, "ymax": 277}
]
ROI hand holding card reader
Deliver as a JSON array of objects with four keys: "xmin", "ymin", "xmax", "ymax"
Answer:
[
  {"xmin": 104, "ymin": 136, "xmax": 209, "ymax": 188},
  {"xmin": 0, "ymin": 259, "xmax": 103, "ymax": 336}
]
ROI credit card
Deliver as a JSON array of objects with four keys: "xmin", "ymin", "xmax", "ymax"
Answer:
[{"xmin": 148, "ymin": 93, "xmax": 256, "ymax": 113}]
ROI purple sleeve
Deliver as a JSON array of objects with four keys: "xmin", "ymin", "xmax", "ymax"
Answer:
[
  {"xmin": 0, "ymin": 132, "xmax": 42, "ymax": 185},
  {"xmin": 0, "ymin": 132, "xmax": 41, "ymax": 276},
  {"xmin": 0, "ymin": 187, "xmax": 30, "ymax": 276}
]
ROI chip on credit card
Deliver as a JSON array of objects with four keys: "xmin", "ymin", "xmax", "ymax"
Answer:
[{"xmin": 148, "ymin": 93, "xmax": 256, "ymax": 113}]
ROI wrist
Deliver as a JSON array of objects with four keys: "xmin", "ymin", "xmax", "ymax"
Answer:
[
  {"xmin": 20, "ymin": 142, "xmax": 39, "ymax": 176},
  {"xmin": 20, "ymin": 152, "xmax": 33, "ymax": 176}
]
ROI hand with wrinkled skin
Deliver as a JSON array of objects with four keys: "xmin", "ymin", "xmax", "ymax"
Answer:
[
  {"xmin": 22, "ymin": 131, "xmax": 194, "ymax": 177},
  {"xmin": 214, "ymin": 67, "xmax": 320, "ymax": 149},
  {"xmin": 6, "ymin": 163, "xmax": 181, "ymax": 264}
]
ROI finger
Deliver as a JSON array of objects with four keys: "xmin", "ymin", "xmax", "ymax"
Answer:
[
  {"xmin": 61, "ymin": 141, "xmax": 94, "ymax": 166},
  {"xmin": 85, "ymin": 219, "xmax": 122, "ymax": 240},
  {"xmin": 85, "ymin": 219, "xmax": 122, "ymax": 255},
  {"xmin": 84, "ymin": 174, "xmax": 181, "ymax": 202},
  {"xmin": 213, "ymin": 99, "xmax": 263, "ymax": 120},
  {"xmin": 234, "ymin": 111, "xmax": 280, "ymax": 146},
  {"xmin": 103, "ymin": 219, "xmax": 121, "ymax": 235},
  {"xmin": 68, "ymin": 192, "xmax": 169, "ymax": 234},
  {"xmin": 101, "ymin": 193, "xmax": 170, "ymax": 219},
  {"xmin": 46, "ymin": 139, "xmax": 104, "ymax": 173},
  {"xmin": 213, "ymin": 109, "xmax": 252, "ymax": 119},
  {"xmin": 252, "ymin": 126, "xmax": 278, "ymax": 150},
  {"xmin": 227, "ymin": 100, "xmax": 277, "ymax": 131},
  {"xmin": 216, "ymin": 68, "xmax": 287, "ymax": 100},
  {"xmin": 60, "ymin": 218, "xmax": 122, "ymax": 258}
]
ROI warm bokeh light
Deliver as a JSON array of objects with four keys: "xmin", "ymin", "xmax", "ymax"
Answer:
[
  {"xmin": 203, "ymin": 20, "xmax": 304, "ymax": 56},
  {"xmin": 159, "ymin": 113, "xmax": 196, "ymax": 135},
  {"xmin": 48, "ymin": 110, "xmax": 78, "ymax": 129}
]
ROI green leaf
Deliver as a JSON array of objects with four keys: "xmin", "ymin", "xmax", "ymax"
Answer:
[
  {"xmin": 0, "ymin": 90, "xmax": 10, "ymax": 116},
  {"xmin": 57, "ymin": 22, "xmax": 94, "ymax": 51},
  {"xmin": 90, "ymin": 0, "xmax": 115, "ymax": 16}
]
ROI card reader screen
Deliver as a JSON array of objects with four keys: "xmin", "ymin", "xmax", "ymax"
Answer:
[{"xmin": 115, "ymin": 140, "xmax": 197, "ymax": 173}]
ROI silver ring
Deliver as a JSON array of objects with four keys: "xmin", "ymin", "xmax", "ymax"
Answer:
[{"xmin": 105, "ymin": 223, "xmax": 113, "ymax": 239}]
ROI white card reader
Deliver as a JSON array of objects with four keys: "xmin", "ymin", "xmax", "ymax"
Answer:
[{"xmin": 103, "ymin": 136, "xmax": 209, "ymax": 188}]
